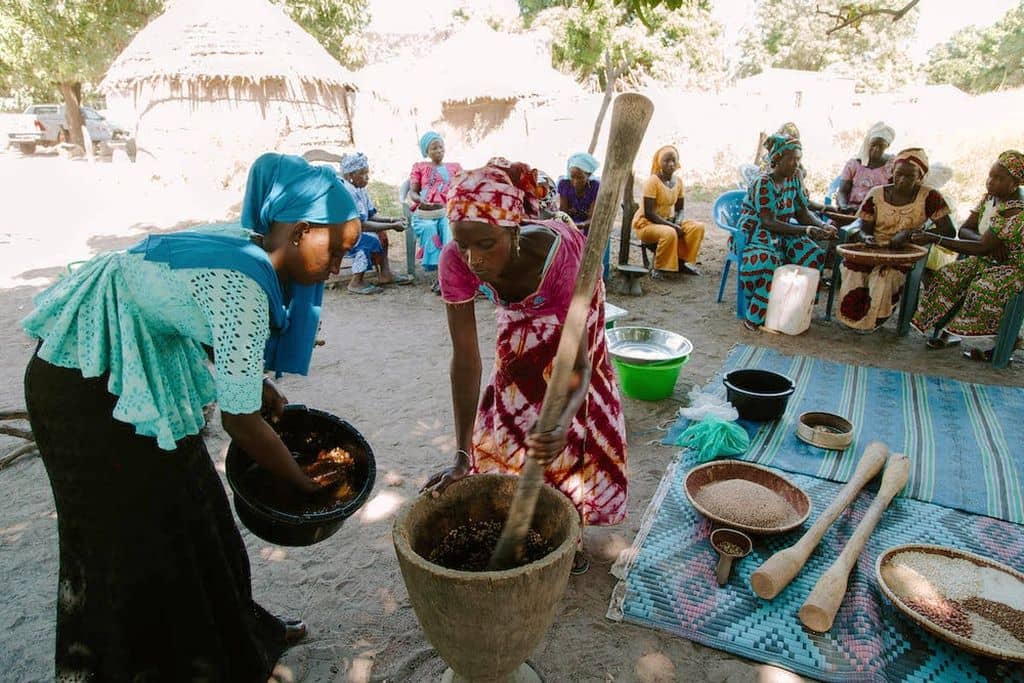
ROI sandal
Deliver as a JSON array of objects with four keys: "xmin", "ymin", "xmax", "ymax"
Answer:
[
  {"xmin": 571, "ymin": 552, "xmax": 590, "ymax": 576},
  {"xmin": 963, "ymin": 348, "xmax": 994, "ymax": 362},
  {"xmin": 347, "ymin": 284, "xmax": 382, "ymax": 295},
  {"xmin": 379, "ymin": 274, "xmax": 414, "ymax": 286},
  {"xmin": 926, "ymin": 334, "xmax": 961, "ymax": 350},
  {"xmin": 282, "ymin": 618, "xmax": 308, "ymax": 646},
  {"xmin": 742, "ymin": 319, "xmax": 761, "ymax": 333},
  {"xmin": 679, "ymin": 262, "xmax": 702, "ymax": 276}
]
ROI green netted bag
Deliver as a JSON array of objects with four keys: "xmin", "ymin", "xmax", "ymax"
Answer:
[{"xmin": 674, "ymin": 418, "xmax": 750, "ymax": 462}]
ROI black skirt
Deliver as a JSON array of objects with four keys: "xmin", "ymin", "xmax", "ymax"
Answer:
[{"xmin": 24, "ymin": 353, "xmax": 287, "ymax": 682}]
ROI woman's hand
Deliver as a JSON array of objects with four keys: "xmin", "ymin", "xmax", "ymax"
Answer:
[
  {"xmin": 890, "ymin": 230, "xmax": 914, "ymax": 248},
  {"xmin": 908, "ymin": 231, "xmax": 937, "ymax": 246},
  {"xmin": 391, "ymin": 217, "xmax": 407, "ymax": 232},
  {"xmin": 422, "ymin": 449, "xmax": 472, "ymax": 496},
  {"xmin": 808, "ymin": 225, "xmax": 838, "ymax": 241},
  {"xmin": 261, "ymin": 378, "xmax": 287, "ymax": 424},
  {"xmin": 525, "ymin": 426, "xmax": 568, "ymax": 465}
]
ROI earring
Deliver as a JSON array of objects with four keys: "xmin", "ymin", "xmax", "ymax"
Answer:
[
  {"xmin": 511, "ymin": 229, "xmax": 520, "ymax": 259},
  {"xmin": 291, "ymin": 239, "xmax": 300, "ymax": 247}
]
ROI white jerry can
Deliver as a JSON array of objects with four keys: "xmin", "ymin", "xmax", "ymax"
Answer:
[{"xmin": 763, "ymin": 264, "xmax": 820, "ymax": 335}]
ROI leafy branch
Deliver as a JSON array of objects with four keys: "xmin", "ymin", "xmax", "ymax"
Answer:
[{"xmin": 816, "ymin": 0, "xmax": 920, "ymax": 35}]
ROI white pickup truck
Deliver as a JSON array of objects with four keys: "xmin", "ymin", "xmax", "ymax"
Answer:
[{"xmin": 7, "ymin": 104, "xmax": 128, "ymax": 155}]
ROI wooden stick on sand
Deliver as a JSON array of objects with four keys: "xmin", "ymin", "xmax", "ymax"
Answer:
[
  {"xmin": 750, "ymin": 441, "xmax": 889, "ymax": 599},
  {"xmin": 488, "ymin": 93, "xmax": 654, "ymax": 571},
  {"xmin": 799, "ymin": 453, "xmax": 909, "ymax": 632}
]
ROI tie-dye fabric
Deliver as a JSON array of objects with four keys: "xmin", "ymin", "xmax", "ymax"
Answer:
[{"xmin": 439, "ymin": 219, "xmax": 628, "ymax": 525}]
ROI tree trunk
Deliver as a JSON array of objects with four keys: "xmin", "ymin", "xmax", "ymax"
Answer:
[
  {"xmin": 59, "ymin": 82, "xmax": 85, "ymax": 149},
  {"xmin": 588, "ymin": 53, "xmax": 622, "ymax": 155}
]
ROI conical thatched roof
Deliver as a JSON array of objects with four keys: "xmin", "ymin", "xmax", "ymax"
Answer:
[
  {"xmin": 100, "ymin": 0, "xmax": 356, "ymax": 92},
  {"xmin": 357, "ymin": 21, "xmax": 578, "ymax": 106}
]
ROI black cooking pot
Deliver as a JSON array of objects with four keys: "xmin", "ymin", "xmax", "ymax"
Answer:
[
  {"xmin": 226, "ymin": 404, "xmax": 376, "ymax": 547},
  {"xmin": 723, "ymin": 369, "xmax": 795, "ymax": 421}
]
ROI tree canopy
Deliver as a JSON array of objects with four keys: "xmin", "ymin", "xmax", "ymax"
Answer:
[
  {"xmin": 925, "ymin": 0, "xmax": 1024, "ymax": 93},
  {"xmin": 532, "ymin": 0, "xmax": 724, "ymax": 90},
  {"xmin": 0, "ymin": 0, "xmax": 162, "ymax": 105},
  {"xmin": 736, "ymin": 0, "xmax": 919, "ymax": 90},
  {"xmin": 275, "ymin": 0, "xmax": 370, "ymax": 69}
]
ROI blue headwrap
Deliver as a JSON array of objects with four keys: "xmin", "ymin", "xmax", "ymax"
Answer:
[
  {"xmin": 237, "ymin": 153, "xmax": 359, "ymax": 376},
  {"xmin": 419, "ymin": 131, "xmax": 443, "ymax": 157},
  {"xmin": 339, "ymin": 152, "xmax": 368, "ymax": 175},
  {"xmin": 566, "ymin": 152, "xmax": 599, "ymax": 177}
]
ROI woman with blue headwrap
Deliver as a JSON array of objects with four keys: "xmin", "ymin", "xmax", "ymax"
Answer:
[
  {"xmin": 408, "ymin": 131, "xmax": 463, "ymax": 290},
  {"xmin": 339, "ymin": 151, "xmax": 411, "ymax": 294},
  {"xmin": 558, "ymin": 152, "xmax": 600, "ymax": 232},
  {"xmin": 20, "ymin": 153, "xmax": 361, "ymax": 679},
  {"xmin": 737, "ymin": 135, "xmax": 838, "ymax": 330}
]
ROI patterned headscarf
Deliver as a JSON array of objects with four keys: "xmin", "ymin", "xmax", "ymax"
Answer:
[
  {"xmin": 419, "ymin": 131, "xmax": 443, "ymax": 157},
  {"xmin": 650, "ymin": 145, "xmax": 679, "ymax": 175},
  {"xmin": 894, "ymin": 147, "xmax": 929, "ymax": 176},
  {"xmin": 858, "ymin": 121, "xmax": 896, "ymax": 163},
  {"xmin": 447, "ymin": 157, "xmax": 543, "ymax": 227},
  {"xmin": 339, "ymin": 152, "xmax": 368, "ymax": 175},
  {"xmin": 767, "ymin": 134, "xmax": 801, "ymax": 166},
  {"xmin": 997, "ymin": 150, "xmax": 1024, "ymax": 184},
  {"xmin": 776, "ymin": 122, "xmax": 801, "ymax": 139},
  {"xmin": 566, "ymin": 152, "xmax": 599, "ymax": 176}
]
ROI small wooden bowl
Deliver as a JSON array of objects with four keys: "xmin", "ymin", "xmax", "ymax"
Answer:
[
  {"xmin": 796, "ymin": 411, "xmax": 854, "ymax": 450},
  {"xmin": 876, "ymin": 544, "xmax": 1024, "ymax": 663},
  {"xmin": 837, "ymin": 242, "xmax": 928, "ymax": 269},
  {"xmin": 683, "ymin": 460, "xmax": 812, "ymax": 535}
]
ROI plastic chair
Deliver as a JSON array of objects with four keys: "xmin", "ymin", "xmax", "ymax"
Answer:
[
  {"xmin": 712, "ymin": 189, "xmax": 748, "ymax": 318},
  {"xmin": 397, "ymin": 179, "xmax": 417, "ymax": 277},
  {"xmin": 824, "ymin": 176, "xmax": 842, "ymax": 205}
]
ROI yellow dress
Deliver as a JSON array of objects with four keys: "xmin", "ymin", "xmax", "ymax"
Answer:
[{"xmin": 631, "ymin": 173, "xmax": 705, "ymax": 272}]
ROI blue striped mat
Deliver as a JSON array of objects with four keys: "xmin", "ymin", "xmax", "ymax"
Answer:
[
  {"xmin": 608, "ymin": 452, "xmax": 1024, "ymax": 682},
  {"xmin": 665, "ymin": 345, "xmax": 1024, "ymax": 524}
]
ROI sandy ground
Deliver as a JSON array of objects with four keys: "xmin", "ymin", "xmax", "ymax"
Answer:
[{"xmin": 0, "ymin": 153, "xmax": 1021, "ymax": 682}]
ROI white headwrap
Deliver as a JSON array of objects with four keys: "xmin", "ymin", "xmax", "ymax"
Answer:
[{"xmin": 858, "ymin": 121, "xmax": 896, "ymax": 164}]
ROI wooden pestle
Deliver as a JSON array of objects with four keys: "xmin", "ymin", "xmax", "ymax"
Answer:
[
  {"xmin": 750, "ymin": 441, "xmax": 889, "ymax": 599},
  {"xmin": 487, "ymin": 93, "xmax": 655, "ymax": 571},
  {"xmin": 799, "ymin": 453, "xmax": 910, "ymax": 632}
]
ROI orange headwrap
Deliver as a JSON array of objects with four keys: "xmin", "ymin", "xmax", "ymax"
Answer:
[{"xmin": 650, "ymin": 145, "xmax": 680, "ymax": 175}]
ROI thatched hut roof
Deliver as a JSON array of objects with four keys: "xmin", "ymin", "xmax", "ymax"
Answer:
[
  {"xmin": 357, "ymin": 21, "xmax": 578, "ymax": 107},
  {"xmin": 100, "ymin": 0, "xmax": 357, "ymax": 93}
]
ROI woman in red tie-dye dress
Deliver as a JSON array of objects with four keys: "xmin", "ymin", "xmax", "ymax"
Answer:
[{"xmin": 423, "ymin": 158, "xmax": 628, "ymax": 573}]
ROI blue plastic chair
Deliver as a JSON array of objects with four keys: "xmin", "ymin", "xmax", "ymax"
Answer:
[
  {"xmin": 398, "ymin": 179, "xmax": 417, "ymax": 277},
  {"xmin": 825, "ymin": 176, "xmax": 842, "ymax": 206},
  {"xmin": 713, "ymin": 189, "xmax": 748, "ymax": 318}
]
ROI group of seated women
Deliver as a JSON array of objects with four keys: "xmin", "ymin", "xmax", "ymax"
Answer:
[{"xmin": 737, "ymin": 120, "xmax": 1023, "ymax": 361}]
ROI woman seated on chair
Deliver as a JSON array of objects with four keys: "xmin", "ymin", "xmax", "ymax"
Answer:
[
  {"xmin": 738, "ymin": 134, "xmax": 838, "ymax": 331},
  {"xmin": 756, "ymin": 122, "xmax": 826, "ymax": 213},
  {"xmin": 911, "ymin": 150, "xmax": 1024, "ymax": 360},
  {"xmin": 339, "ymin": 152, "xmax": 411, "ymax": 294},
  {"xmin": 631, "ymin": 145, "xmax": 705, "ymax": 278},
  {"xmin": 558, "ymin": 152, "xmax": 600, "ymax": 232},
  {"xmin": 835, "ymin": 148, "xmax": 955, "ymax": 331},
  {"xmin": 836, "ymin": 121, "xmax": 895, "ymax": 214},
  {"xmin": 408, "ymin": 131, "xmax": 463, "ymax": 290}
]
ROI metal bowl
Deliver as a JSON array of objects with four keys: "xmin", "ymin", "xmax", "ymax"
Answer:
[{"xmin": 605, "ymin": 326, "xmax": 693, "ymax": 366}]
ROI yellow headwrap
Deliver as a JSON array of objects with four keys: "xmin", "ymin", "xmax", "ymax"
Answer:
[{"xmin": 651, "ymin": 145, "xmax": 679, "ymax": 175}]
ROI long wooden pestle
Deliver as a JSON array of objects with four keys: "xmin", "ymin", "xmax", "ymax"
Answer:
[
  {"xmin": 799, "ymin": 453, "xmax": 910, "ymax": 632},
  {"xmin": 487, "ymin": 93, "xmax": 655, "ymax": 571},
  {"xmin": 750, "ymin": 441, "xmax": 889, "ymax": 599}
]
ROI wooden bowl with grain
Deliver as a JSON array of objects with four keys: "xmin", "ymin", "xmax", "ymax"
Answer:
[{"xmin": 684, "ymin": 460, "xmax": 811, "ymax": 535}]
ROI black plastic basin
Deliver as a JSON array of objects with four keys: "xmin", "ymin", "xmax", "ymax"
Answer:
[
  {"xmin": 723, "ymin": 369, "xmax": 795, "ymax": 421},
  {"xmin": 226, "ymin": 404, "xmax": 376, "ymax": 546}
]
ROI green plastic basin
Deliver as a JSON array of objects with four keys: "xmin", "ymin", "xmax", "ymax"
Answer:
[{"xmin": 612, "ymin": 355, "xmax": 689, "ymax": 401}]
